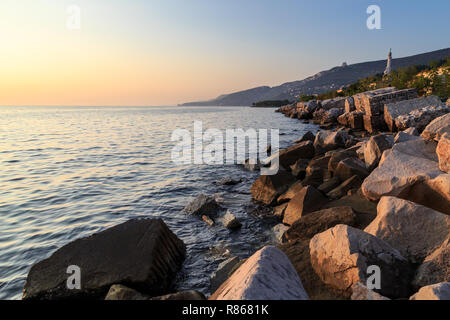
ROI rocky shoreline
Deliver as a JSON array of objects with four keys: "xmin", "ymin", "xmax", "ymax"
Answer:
[{"xmin": 22, "ymin": 88, "xmax": 449, "ymax": 300}]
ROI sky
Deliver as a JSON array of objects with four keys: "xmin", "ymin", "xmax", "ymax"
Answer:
[{"xmin": 0, "ymin": 0, "xmax": 449, "ymax": 106}]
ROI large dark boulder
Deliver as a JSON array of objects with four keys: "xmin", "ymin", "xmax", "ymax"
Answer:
[{"xmin": 23, "ymin": 219, "xmax": 186, "ymax": 300}]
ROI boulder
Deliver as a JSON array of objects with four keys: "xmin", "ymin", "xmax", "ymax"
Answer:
[
  {"xmin": 309, "ymin": 224, "xmax": 412, "ymax": 298},
  {"xmin": 351, "ymin": 282, "xmax": 390, "ymax": 300},
  {"xmin": 210, "ymin": 246, "xmax": 309, "ymax": 300},
  {"xmin": 422, "ymin": 113, "xmax": 450, "ymax": 141},
  {"xmin": 412, "ymin": 239, "xmax": 449, "ymax": 290},
  {"xmin": 399, "ymin": 174, "xmax": 450, "ymax": 215},
  {"xmin": 318, "ymin": 176, "xmax": 341, "ymax": 194},
  {"xmin": 305, "ymin": 155, "xmax": 332, "ymax": 183},
  {"xmin": 314, "ymin": 129, "xmax": 353, "ymax": 154},
  {"xmin": 327, "ymin": 175, "xmax": 362, "ymax": 199},
  {"xmin": 278, "ymin": 239, "xmax": 345, "ymax": 300},
  {"xmin": 335, "ymin": 158, "xmax": 369, "ymax": 181},
  {"xmin": 282, "ymin": 206, "xmax": 356, "ymax": 243},
  {"xmin": 364, "ymin": 197, "xmax": 450, "ymax": 263},
  {"xmin": 395, "ymin": 105, "xmax": 450, "ymax": 131},
  {"xmin": 184, "ymin": 194, "xmax": 221, "ymax": 216},
  {"xmin": 294, "ymin": 131, "xmax": 315, "ymax": 143},
  {"xmin": 437, "ymin": 133, "xmax": 450, "ymax": 173},
  {"xmin": 364, "ymin": 134, "xmax": 394, "ymax": 170},
  {"xmin": 273, "ymin": 203, "xmax": 288, "ymax": 220},
  {"xmin": 23, "ymin": 219, "xmax": 186, "ymax": 300},
  {"xmin": 361, "ymin": 138, "xmax": 442, "ymax": 202},
  {"xmin": 384, "ymin": 95, "xmax": 442, "ymax": 132},
  {"xmin": 105, "ymin": 284, "xmax": 149, "ymax": 300},
  {"xmin": 328, "ymin": 146, "xmax": 359, "ymax": 172},
  {"xmin": 279, "ymin": 141, "xmax": 315, "ymax": 169},
  {"xmin": 210, "ymin": 256, "xmax": 241, "ymax": 292},
  {"xmin": 302, "ymin": 167, "xmax": 325, "ymax": 188},
  {"xmin": 363, "ymin": 114, "xmax": 387, "ymax": 133},
  {"xmin": 321, "ymin": 97, "xmax": 347, "ymax": 110},
  {"xmin": 273, "ymin": 224, "xmax": 290, "ymax": 243},
  {"xmin": 277, "ymin": 181, "xmax": 304, "ymax": 203},
  {"xmin": 337, "ymin": 112, "xmax": 364, "ymax": 129},
  {"xmin": 290, "ymin": 158, "xmax": 309, "ymax": 179},
  {"xmin": 361, "ymin": 88, "xmax": 418, "ymax": 116},
  {"xmin": 393, "ymin": 131, "xmax": 420, "ymax": 144},
  {"xmin": 410, "ymin": 282, "xmax": 450, "ymax": 300},
  {"xmin": 297, "ymin": 100, "xmax": 319, "ymax": 113},
  {"xmin": 250, "ymin": 170, "xmax": 296, "ymax": 205},
  {"xmin": 283, "ymin": 186, "xmax": 326, "ymax": 226},
  {"xmin": 221, "ymin": 211, "xmax": 242, "ymax": 230}
]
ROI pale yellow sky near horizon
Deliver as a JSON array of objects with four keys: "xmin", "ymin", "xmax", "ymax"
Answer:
[
  {"xmin": 0, "ymin": 1, "xmax": 306, "ymax": 107},
  {"xmin": 1, "ymin": 1, "xmax": 448, "ymax": 106}
]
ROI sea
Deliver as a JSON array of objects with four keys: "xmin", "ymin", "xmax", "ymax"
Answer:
[{"xmin": 0, "ymin": 105, "xmax": 318, "ymax": 299}]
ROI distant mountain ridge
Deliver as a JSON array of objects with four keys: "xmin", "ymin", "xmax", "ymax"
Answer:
[{"xmin": 180, "ymin": 47, "xmax": 450, "ymax": 106}]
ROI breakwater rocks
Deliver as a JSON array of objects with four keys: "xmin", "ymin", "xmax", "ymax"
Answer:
[{"xmin": 258, "ymin": 91, "xmax": 449, "ymax": 300}]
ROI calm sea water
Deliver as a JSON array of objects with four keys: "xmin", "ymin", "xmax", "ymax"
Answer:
[{"xmin": 0, "ymin": 106, "xmax": 318, "ymax": 300}]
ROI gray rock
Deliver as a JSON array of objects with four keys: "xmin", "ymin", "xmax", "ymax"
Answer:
[
  {"xmin": 362, "ymin": 138, "xmax": 441, "ymax": 201},
  {"xmin": 23, "ymin": 219, "xmax": 186, "ymax": 300},
  {"xmin": 365, "ymin": 197, "xmax": 450, "ymax": 263},
  {"xmin": 210, "ymin": 246, "xmax": 309, "ymax": 300},
  {"xmin": 184, "ymin": 194, "xmax": 220, "ymax": 216},
  {"xmin": 250, "ymin": 169, "xmax": 296, "ymax": 205},
  {"xmin": 394, "ymin": 131, "xmax": 420, "ymax": 144},
  {"xmin": 273, "ymin": 224, "xmax": 290, "ymax": 243},
  {"xmin": 364, "ymin": 134, "xmax": 394, "ymax": 170},
  {"xmin": 327, "ymin": 175, "xmax": 362, "ymax": 199},
  {"xmin": 384, "ymin": 95, "xmax": 442, "ymax": 131},
  {"xmin": 412, "ymin": 238, "xmax": 450, "ymax": 290},
  {"xmin": 210, "ymin": 256, "xmax": 241, "ymax": 292},
  {"xmin": 421, "ymin": 113, "xmax": 450, "ymax": 141},
  {"xmin": 410, "ymin": 282, "xmax": 450, "ymax": 300},
  {"xmin": 283, "ymin": 185, "xmax": 326, "ymax": 226},
  {"xmin": 310, "ymin": 224, "xmax": 412, "ymax": 298},
  {"xmin": 314, "ymin": 129, "xmax": 353, "ymax": 154},
  {"xmin": 221, "ymin": 211, "xmax": 242, "ymax": 230},
  {"xmin": 395, "ymin": 105, "xmax": 450, "ymax": 131}
]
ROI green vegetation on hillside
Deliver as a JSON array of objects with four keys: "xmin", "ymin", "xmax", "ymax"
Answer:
[{"xmin": 304, "ymin": 57, "xmax": 449, "ymax": 101}]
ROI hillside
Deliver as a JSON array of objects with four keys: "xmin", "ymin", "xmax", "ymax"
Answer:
[{"xmin": 180, "ymin": 47, "xmax": 450, "ymax": 106}]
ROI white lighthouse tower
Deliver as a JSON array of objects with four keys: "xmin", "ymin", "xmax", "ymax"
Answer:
[{"xmin": 384, "ymin": 48, "xmax": 392, "ymax": 76}]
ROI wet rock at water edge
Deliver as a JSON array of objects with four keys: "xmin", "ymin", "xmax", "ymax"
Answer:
[
  {"xmin": 23, "ymin": 218, "xmax": 186, "ymax": 300},
  {"xmin": 210, "ymin": 256, "xmax": 241, "ymax": 292},
  {"xmin": 221, "ymin": 210, "xmax": 242, "ymax": 230},
  {"xmin": 250, "ymin": 170, "xmax": 296, "ymax": 205},
  {"xmin": 184, "ymin": 194, "xmax": 221, "ymax": 216}
]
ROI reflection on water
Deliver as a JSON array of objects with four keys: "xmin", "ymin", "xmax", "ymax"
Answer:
[{"xmin": 0, "ymin": 106, "xmax": 318, "ymax": 299}]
